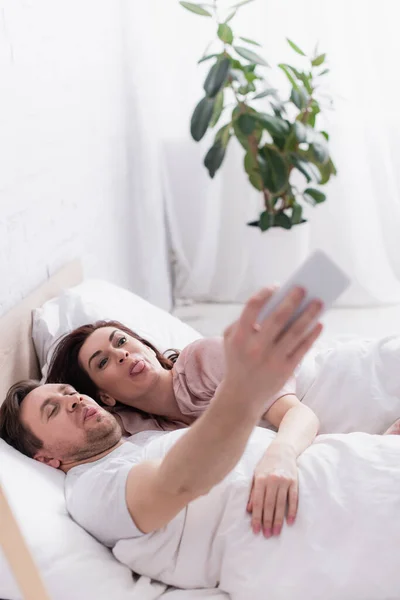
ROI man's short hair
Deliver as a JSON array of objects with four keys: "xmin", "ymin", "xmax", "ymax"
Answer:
[{"xmin": 0, "ymin": 380, "xmax": 43, "ymax": 457}]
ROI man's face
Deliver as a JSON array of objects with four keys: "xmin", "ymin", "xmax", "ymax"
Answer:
[{"xmin": 20, "ymin": 383, "xmax": 121, "ymax": 469}]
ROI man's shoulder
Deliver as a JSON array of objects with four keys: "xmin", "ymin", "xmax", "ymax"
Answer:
[
  {"xmin": 65, "ymin": 443, "xmax": 142, "ymax": 503},
  {"xmin": 65, "ymin": 443, "xmax": 145, "ymax": 545}
]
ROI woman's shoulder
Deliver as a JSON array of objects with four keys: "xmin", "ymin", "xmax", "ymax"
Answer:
[
  {"xmin": 174, "ymin": 336, "xmax": 225, "ymax": 397},
  {"xmin": 176, "ymin": 337, "xmax": 224, "ymax": 372}
]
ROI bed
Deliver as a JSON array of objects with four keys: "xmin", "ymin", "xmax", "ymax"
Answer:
[
  {"xmin": 0, "ymin": 261, "xmax": 227, "ymax": 600},
  {"xmin": 3, "ymin": 262, "xmax": 400, "ymax": 600}
]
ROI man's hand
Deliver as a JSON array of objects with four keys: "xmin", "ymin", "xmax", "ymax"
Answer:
[
  {"xmin": 223, "ymin": 286, "xmax": 323, "ymax": 412},
  {"xmin": 247, "ymin": 442, "xmax": 298, "ymax": 537}
]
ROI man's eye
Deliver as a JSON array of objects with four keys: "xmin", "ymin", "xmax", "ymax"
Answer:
[
  {"xmin": 99, "ymin": 358, "xmax": 108, "ymax": 369},
  {"xmin": 48, "ymin": 407, "xmax": 57, "ymax": 419},
  {"xmin": 118, "ymin": 336, "xmax": 127, "ymax": 347}
]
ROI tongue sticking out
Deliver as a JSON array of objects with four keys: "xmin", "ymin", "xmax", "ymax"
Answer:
[{"xmin": 131, "ymin": 360, "xmax": 145, "ymax": 375}]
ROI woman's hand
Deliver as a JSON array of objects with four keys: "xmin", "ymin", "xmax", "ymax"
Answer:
[
  {"xmin": 384, "ymin": 418, "xmax": 400, "ymax": 435},
  {"xmin": 247, "ymin": 442, "xmax": 299, "ymax": 538}
]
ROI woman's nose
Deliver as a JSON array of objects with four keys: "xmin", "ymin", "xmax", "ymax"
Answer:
[{"xmin": 118, "ymin": 351, "xmax": 129, "ymax": 364}]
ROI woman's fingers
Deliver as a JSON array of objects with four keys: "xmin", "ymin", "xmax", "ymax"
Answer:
[
  {"xmin": 272, "ymin": 484, "xmax": 289, "ymax": 536},
  {"xmin": 260, "ymin": 477, "xmax": 279, "ymax": 538},
  {"xmin": 250, "ymin": 477, "xmax": 268, "ymax": 534},
  {"xmin": 287, "ymin": 481, "xmax": 299, "ymax": 525},
  {"xmin": 247, "ymin": 485, "xmax": 254, "ymax": 513}
]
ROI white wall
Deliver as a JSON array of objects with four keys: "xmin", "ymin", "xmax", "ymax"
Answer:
[{"xmin": 0, "ymin": 0, "xmax": 169, "ymax": 316}]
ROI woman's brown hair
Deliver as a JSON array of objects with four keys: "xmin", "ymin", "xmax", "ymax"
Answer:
[
  {"xmin": 46, "ymin": 320, "xmax": 179, "ymax": 402},
  {"xmin": 0, "ymin": 380, "xmax": 43, "ymax": 457}
]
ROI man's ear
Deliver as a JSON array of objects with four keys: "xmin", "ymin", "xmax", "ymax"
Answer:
[
  {"xmin": 34, "ymin": 453, "xmax": 61, "ymax": 469},
  {"xmin": 98, "ymin": 392, "xmax": 117, "ymax": 407}
]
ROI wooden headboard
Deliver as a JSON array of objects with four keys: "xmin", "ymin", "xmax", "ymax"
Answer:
[
  {"xmin": 0, "ymin": 260, "xmax": 83, "ymax": 404},
  {"xmin": 0, "ymin": 259, "xmax": 83, "ymax": 600}
]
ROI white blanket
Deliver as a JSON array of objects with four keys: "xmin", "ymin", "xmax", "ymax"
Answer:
[
  {"xmin": 113, "ymin": 427, "xmax": 400, "ymax": 600},
  {"xmin": 297, "ymin": 335, "xmax": 400, "ymax": 433}
]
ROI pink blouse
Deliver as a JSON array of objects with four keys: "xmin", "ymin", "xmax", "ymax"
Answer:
[{"xmin": 116, "ymin": 337, "xmax": 296, "ymax": 436}]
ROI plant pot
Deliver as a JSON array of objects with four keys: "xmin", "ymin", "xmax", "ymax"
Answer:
[{"xmin": 246, "ymin": 222, "xmax": 310, "ymax": 292}]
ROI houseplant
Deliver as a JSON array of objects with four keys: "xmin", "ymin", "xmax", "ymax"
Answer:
[{"xmin": 179, "ymin": 0, "xmax": 337, "ymax": 234}]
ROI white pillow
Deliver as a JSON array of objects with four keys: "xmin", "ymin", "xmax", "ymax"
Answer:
[
  {"xmin": 32, "ymin": 279, "xmax": 202, "ymax": 378},
  {"xmin": 0, "ymin": 439, "xmax": 153, "ymax": 600},
  {"xmin": 0, "ymin": 283, "xmax": 208, "ymax": 600}
]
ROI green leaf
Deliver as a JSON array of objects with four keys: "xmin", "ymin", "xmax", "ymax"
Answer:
[
  {"xmin": 179, "ymin": 2, "xmax": 212, "ymax": 16},
  {"xmin": 321, "ymin": 131, "xmax": 329, "ymax": 141},
  {"xmin": 253, "ymin": 88, "xmax": 277, "ymax": 100},
  {"xmin": 318, "ymin": 68, "xmax": 330, "ymax": 76},
  {"xmin": 304, "ymin": 187, "xmax": 326, "ymax": 204},
  {"xmin": 225, "ymin": 9, "xmax": 237, "ymax": 23},
  {"xmin": 248, "ymin": 172, "xmax": 264, "ymax": 191},
  {"xmin": 239, "ymin": 36, "xmax": 261, "ymax": 47},
  {"xmin": 190, "ymin": 96, "xmax": 216, "ymax": 141},
  {"xmin": 312, "ymin": 53, "xmax": 326, "ymax": 67},
  {"xmin": 218, "ymin": 23, "xmax": 234, "ymax": 44},
  {"xmin": 244, "ymin": 152, "xmax": 264, "ymax": 191},
  {"xmin": 287, "ymin": 38, "xmax": 306, "ymax": 56},
  {"xmin": 231, "ymin": 0, "xmax": 255, "ymax": 7},
  {"xmin": 318, "ymin": 158, "xmax": 337, "ymax": 184},
  {"xmin": 238, "ymin": 113, "xmax": 256, "ymax": 135},
  {"xmin": 293, "ymin": 121, "xmax": 307, "ymax": 142},
  {"xmin": 210, "ymin": 91, "xmax": 224, "ymax": 127},
  {"xmin": 204, "ymin": 58, "xmax": 231, "ymax": 97},
  {"xmin": 289, "ymin": 154, "xmax": 316, "ymax": 182},
  {"xmin": 215, "ymin": 122, "xmax": 231, "ymax": 147},
  {"xmin": 290, "ymin": 87, "xmax": 309, "ymax": 110},
  {"xmin": 198, "ymin": 53, "xmax": 220, "ymax": 64},
  {"xmin": 298, "ymin": 72, "xmax": 313, "ymax": 94},
  {"xmin": 311, "ymin": 141, "xmax": 329, "ymax": 164},
  {"xmin": 254, "ymin": 113, "xmax": 290, "ymax": 138},
  {"xmin": 278, "ymin": 64, "xmax": 298, "ymax": 90},
  {"xmin": 274, "ymin": 212, "xmax": 292, "ymax": 229},
  {"xmin": 292, "ymin": 203, "xmax": 303, "ymax": 224},
  {"xmin": 234, "ymin": 46, "xmax": 268, "ymax": 66},
  {"xmin": 232, "ymin": 106, "xmax": 262, "ymax": 150},
  {"xmin": 244, "ymin": 151, "xmax": 257, "ymax": 172},
  {"xmin": 260, "ymin": 210, "xmax": 274, "ymax": 231},
  {"xmin": 244, "ymin": 71, "xmax": 258, "ymax": 83},
  {"xmin": 204, "ymin": 140, "xmax": 227, "ymax": 178},
  {"xmin": 259, "ymin": 146, "xmax": 289, "ymax": 194}
]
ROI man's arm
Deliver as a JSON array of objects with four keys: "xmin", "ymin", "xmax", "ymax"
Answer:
[{"xmin": 126, "ymin": 287, "xmax": 323, "ymax": 534}]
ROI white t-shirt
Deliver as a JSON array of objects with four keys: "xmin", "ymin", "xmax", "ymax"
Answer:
[{"xmin": 65, "ymin": 441, "xmax": 146, "ymax": 546}]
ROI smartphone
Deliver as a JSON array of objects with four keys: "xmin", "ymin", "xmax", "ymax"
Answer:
[{"xmin": 256, "ymin": 250, "xmax": 351, "ymax": 329}]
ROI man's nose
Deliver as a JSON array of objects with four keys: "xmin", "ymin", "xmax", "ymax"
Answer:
[{"xmin": 68, "ymin": 394, "xmax": 82, "ymax": 411}]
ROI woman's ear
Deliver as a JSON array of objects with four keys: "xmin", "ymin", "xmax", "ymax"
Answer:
[{"xmin": 98, "ymin": 392, "xmax": 117, "ymax": 407}]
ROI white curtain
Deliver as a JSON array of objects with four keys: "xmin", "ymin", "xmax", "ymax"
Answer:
[
  {"xmin": 125, "ymin": 0, "xmax": 400, "ymax": 307},
  {"xmin": 120, "ymin": 0, "xmax": 173, "ymax": 310}
]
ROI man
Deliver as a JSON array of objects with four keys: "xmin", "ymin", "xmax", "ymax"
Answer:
[{"xmin": 1, "ymin": 288, "xmax": 399, "ymax": 600}]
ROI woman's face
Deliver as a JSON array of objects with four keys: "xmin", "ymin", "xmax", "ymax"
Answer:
[{"xmin": 78, "ymin": 327, "xmax": 165, "ymax": 407}]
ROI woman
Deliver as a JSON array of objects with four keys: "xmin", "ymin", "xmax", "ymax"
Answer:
[{"xmin": 46, "ymin": 318, "xmax": 321, "ymax": 539}]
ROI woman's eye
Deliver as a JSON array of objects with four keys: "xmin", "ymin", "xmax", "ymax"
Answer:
[
  {"xmin": 99, "ymin": 358, "xmax": 108, "ymax": 369},
  {"xmin": 117, "ymin": 336, "xmax": 127, "ymax": 347}
]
